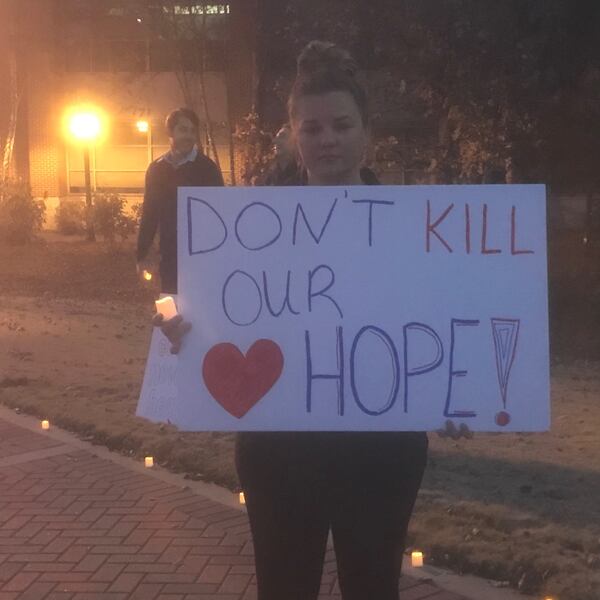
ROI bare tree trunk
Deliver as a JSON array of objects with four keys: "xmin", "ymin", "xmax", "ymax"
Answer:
[
  {"xmin": 228, "ymin": 122, "xmax": 236, "ymax": 185},
  {"xmin": 163, "ymin": 5, "xmax": 200, "ymax": 150},
  {"xmin": 175, "ymin": 69, "xmax": 194, "ymax": 109},
  {"xmin": 1, "ymin": 11, "xmax": 20, "ymax": 183},
  {"xmin": 174, "ymin": 51, "xmax": 212, "ymax": 160},
  {"xmin": 198, "ymin": 11, "xmax": 220, "ymax": 170},
  {"xmin": 253, "ymin": 0, "xmax": 267, "ymax": 124},
  {"xmin": 83, "ymin": 146, "xmax": 95, "ymax": 241},
  {"xmin": 584, "ymin": 188, "xmax": 594, "ymax": 246}
]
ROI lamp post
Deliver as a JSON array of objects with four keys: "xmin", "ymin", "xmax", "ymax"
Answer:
[
  {"xmin": 67, "ymin": 109, "xmax": 103, "ymax": 241},
  {"xmin": 82, "ymin": 145, "xmax": 93, "ymax": 240}
]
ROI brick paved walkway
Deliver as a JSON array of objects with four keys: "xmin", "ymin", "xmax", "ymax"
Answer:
[{"xmin": 0, "ymin": 416, "xmax": 468, "ymax": 599}]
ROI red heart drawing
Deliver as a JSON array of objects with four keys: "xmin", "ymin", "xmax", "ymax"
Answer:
[{"xmin": 202, "ymin": 339, "xmax": 284, "ymax": 419}]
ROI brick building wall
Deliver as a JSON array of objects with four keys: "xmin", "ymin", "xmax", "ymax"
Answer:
[
  {"xmin": 24, "ymin": 0, "xmax": 65, "ymax": 200},
  {"xmin": 19, "ymin": 1, "xmax": 251, "ymax": 230}
]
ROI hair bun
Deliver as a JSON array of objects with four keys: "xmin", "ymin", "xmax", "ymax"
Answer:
[{"xmin": 296, "ymin": 40, "xmax": 358, "ymax": 78}]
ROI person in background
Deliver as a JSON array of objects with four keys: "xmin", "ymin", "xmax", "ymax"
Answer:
[
  {"xmin": 260, "ymin": 123, "xmax": 301, "ymax": 186},
  {"xmin": 136, "ymin": 107, "xmax": 224, "ymax": 294}
]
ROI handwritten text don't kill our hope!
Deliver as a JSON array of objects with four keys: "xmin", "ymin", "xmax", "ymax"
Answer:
[{"xmin": 183, "ymin": 188, "xmax": 544, "ymax": 427}]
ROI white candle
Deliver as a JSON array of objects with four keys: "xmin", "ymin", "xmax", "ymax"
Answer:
[
  {"xmin": 41, "ymin": 420, "xmax": 49, "ymax": 430},
  {"xmin": 155, "ymin": 296, "xmax": 178, "ymax": 320},
  {"xmin": 144, "ymin": 456, "xmax": 154, "ymax": 468},
  {"xmin": 411, "ymin": 551, "xmax": 424, "ymax": 567},
  {"xmin": 239, "ymin": 492, "xmax": 245, "ymax": 505}
]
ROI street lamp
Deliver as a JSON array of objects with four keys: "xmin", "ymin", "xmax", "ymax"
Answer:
[{"xmin": 65, "ymin": 106, "xmax": 105, "ymax": 241}]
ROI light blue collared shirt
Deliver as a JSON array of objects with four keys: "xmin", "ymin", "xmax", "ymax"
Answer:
[{"xmin": 159, "ymin": 144, "xmax": 198, "ymax": 168}]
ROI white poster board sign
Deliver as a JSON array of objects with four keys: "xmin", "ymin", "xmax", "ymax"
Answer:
[
  {"xmin": 138, "ymin": 185, "xmax": 550, "ymax": 432},
  {"xmin": 135, "ymin": 292, "xmax": 187, "ymax": 428}
]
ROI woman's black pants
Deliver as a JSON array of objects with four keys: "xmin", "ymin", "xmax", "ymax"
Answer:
[{"xmin": 235, "ymin": 430, "xmax": 428, "ymax": 600}]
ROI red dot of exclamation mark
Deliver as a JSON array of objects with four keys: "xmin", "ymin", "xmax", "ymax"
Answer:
[{"xmin": 495, "ymin": 411, "xmax": 511, "ymax": 427}]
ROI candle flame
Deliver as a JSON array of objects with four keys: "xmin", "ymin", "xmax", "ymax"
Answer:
[
  {"xmin": 411, "ymin": 551, "xmax": 424, "ymax": 567},
  {"xmin": 155, "ymin": 296, "xmax": 178, "ymax": 320}
]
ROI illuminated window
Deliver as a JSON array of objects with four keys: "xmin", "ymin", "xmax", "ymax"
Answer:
[
  {"xmin": 67, "ymin": 120, "xmax": 150, "ymax": 194},
  {"xmin": 67, "ymin": 118, "xmax": 233, "ymax": 192}
]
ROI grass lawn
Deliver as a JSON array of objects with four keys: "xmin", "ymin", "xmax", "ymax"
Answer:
[{"xmin": 1, "ymin": 232, "xmax": 599, "ymax": 600}]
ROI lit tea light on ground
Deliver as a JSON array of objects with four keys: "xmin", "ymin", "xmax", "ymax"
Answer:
[
  {"xmin": 155, "ymin": 296, "xmax": 178, "ymax": 320},
  {"xmin": 143, "ymin": 270, "xmax": 152, "ymax": 281},
  {"xmin": 41, "ymin": 420, "xmax": 50, "ymax": 430},
  {"xmin": 144, "ymin": 456, "xmax": 154, "ymax": 468},
  {"xmin": 239, "ymin": 491, "xmax": 245, "ymax": 504},
  {"xmin": 411, "ymin": 551, "xmax": 424, "ymax": 567}
]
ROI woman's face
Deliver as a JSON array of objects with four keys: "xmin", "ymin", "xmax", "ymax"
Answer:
[{"xmin": 292, "ymin": 90, "xmax": 367, "ymax": 185}]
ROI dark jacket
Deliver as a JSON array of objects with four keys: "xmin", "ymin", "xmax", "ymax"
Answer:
[{"xmin": 136, "ymin": 151, "xmax": 224, "ymax": 293}]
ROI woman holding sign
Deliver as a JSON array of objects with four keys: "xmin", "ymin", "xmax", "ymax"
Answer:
[{"xmin": 155, "ymin": 41, "xmax": 470, "ymax": 600}]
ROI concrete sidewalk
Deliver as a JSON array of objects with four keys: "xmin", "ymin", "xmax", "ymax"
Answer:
[{"xmin": 0, "ymin": 407, "xmax": 516, "ymax": 600}]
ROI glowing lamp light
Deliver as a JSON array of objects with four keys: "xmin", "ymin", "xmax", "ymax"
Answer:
[
  {"xmin": 239, "ymin": 492, "xmax": 245, "ymax": 505},
  {"xmin": 411, "ymin": 551, "xmax": 424, "ymax": 568},
  {"xmin": 143, "ymin": 270, "xmax": 152, "ymax": 281},
  {"xmin": 62, "ymin": 102, "xmax": 108, "ymax": 147},
  {"xmin": 144, "ymin": 456, "xmax": 154, "ymax": 468},
  {"xmin": 69, "ymin": 112, "xmax": 101, "ymax": 141},
  {"xmin": 63, "ymin": 105, "xmax": 107, "ymax": 146},
  {"xmin": 41, "ymin": 420, "xmax": 50, "ymax": 430},
  {"xmin": 155, "ymin": 296, "xmax": 178, "ymax": 320},
  {"xmin": 136, "ymin": 120, "xmax": 149, "ymax": 133}
]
